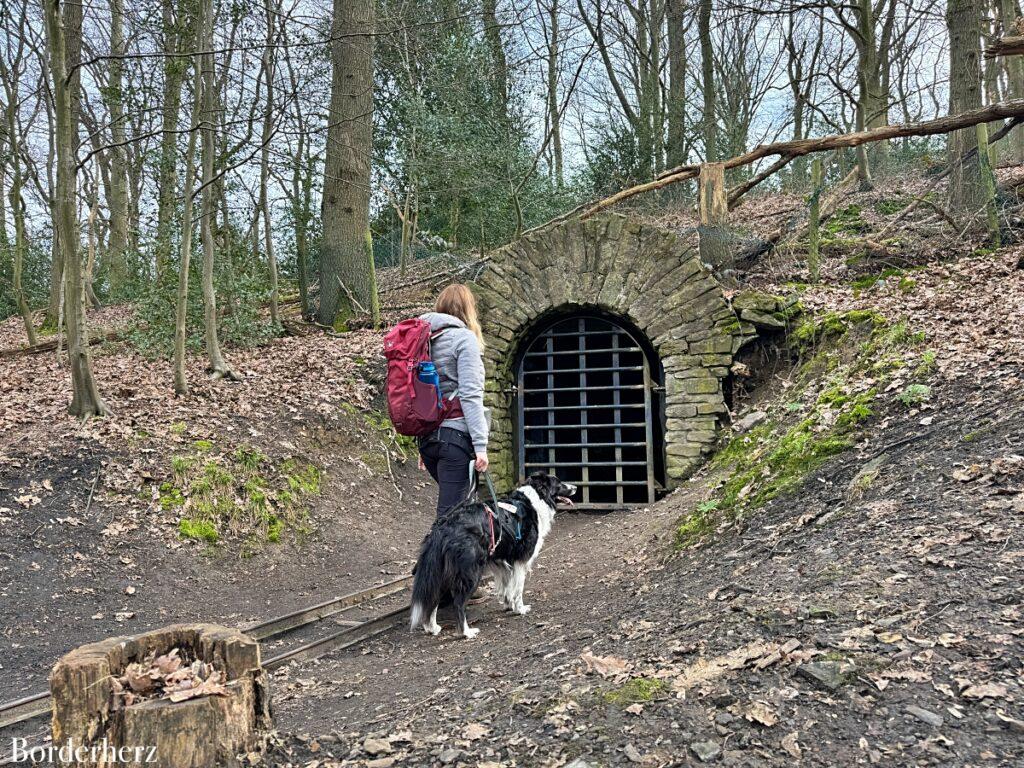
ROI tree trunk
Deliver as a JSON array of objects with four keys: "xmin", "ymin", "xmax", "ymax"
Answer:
[
  {"xmin": 8, "ymin": 149, "xmax": 37, "ymax": 346},
  {"xmin": 43, "ymin": 0, "xmax": 106, "ymax": 417},
  {"xmin": 807, "ymin": 156, "xmax": 823, "ymax": 281},
  {"xmin": 666, "ymin": 0, "xmax": 687, "ymax": 168},
  {"xmin": 155, "ymin": 0, "xmax": 186, "ymax": 280},
  {"xmin": 947, "ymin": 0, "xmax": 987, "ymax": 213},
  {"xmin": 998, "ymin": 0, "xmax": 1024, "ymax": 162},
  {"xmin": 198, "ymin": 0, "xmax": 234, "ymax": 378},
  {"xmin": 545, "ymin": 0, "xmax": 563, "ymax": 185},
  {"xmin": 172, "ymin": 23, "xmax": 204, "ymax": 396},
  {"xmin": 318, "ymin": 0, "xmax": 379, "ymax": 329},
  {"xmin": 260, "ymin": 0, "xmax": 280, "ymax": 328},
  {"xmin": 45, "ymin": 0, "xmax": 81, "ymax": 328},
  {"xmin": 105, "ymin": 0, "xmax": 129, "ymax": 296},
  {"xmin": 698, "ymin": 0, "xmax": 717, "ymax": 161},
  {"xmin": 482, "ymin": 0, "xmax": 508, "ymax": 110}
]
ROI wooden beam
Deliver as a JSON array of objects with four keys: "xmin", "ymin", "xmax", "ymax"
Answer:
[{"xmin": 580, "ymin": 99, "xmax": 1024, "ymax": 220}]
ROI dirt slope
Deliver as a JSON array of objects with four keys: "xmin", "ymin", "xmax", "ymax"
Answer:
[{"xmin": 256, "ymin": 251, "xmax": 1024, "ymax": 766}]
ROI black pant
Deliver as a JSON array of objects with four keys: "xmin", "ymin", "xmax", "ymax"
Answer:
[{"xmin": 419, "ymin": 427, "xmax": 474, "ymax": 517}]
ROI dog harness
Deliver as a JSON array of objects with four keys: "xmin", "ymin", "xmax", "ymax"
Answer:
[{"xmin": 471, "ymin": 470, "xmax": 525, "ymax": 555}]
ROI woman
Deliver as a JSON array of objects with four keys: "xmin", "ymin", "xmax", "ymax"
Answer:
[{"xmin": 417, "ymin": 284, "xmax": 489, "ymax": 516}]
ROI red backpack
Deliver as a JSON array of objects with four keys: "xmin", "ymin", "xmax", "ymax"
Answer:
[{"xmin": 383, "ymin": 318, "xmax": 464, "ymax": 436}]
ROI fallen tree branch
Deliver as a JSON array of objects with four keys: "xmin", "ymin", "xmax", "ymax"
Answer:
[
  {"xmin": 0, "ymin": 328, "xmax": 122, "ymax": 360},
  {"xmin": 727, "ymin": 153, "xmax": 797, "ymax": 209},
  {"xmin": 581, "ymin": 99, "xmax": 1024, "ymax": 219}
]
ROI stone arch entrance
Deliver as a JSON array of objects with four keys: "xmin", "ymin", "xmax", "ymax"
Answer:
[
  {"xmin": 515, "ymin": 309, "xmax": 664, "ymax": 509},
  {"xmin": 473, "ymin": 214, "xmax": 740, "ymax": 499}
]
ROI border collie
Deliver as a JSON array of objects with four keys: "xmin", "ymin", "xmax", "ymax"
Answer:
[{"xmin": 410, "ymin": 472, "xmax": 576, "ymax": 639}]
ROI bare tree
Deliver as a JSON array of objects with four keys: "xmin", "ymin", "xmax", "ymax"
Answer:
[{"xmin": 42, "ymin": 0, "xmax": 106, "ymax": 416}]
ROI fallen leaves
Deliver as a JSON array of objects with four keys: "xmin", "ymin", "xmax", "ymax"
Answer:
[
  {"xmin": 959, "ymin": 681, "xmax": 1010, "ymax": 700},
  {"xmin": 580, "ymin": 651, "xmax": 631, "ymax": 679},
  {"xmin": 111, "ymin": 648, "xmax": 229, "ymax": 708}
]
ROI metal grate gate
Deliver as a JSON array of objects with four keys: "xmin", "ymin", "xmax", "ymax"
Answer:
[{"xmin": 516, "ymin": 315, "xmax": 657, "ymax": 509}]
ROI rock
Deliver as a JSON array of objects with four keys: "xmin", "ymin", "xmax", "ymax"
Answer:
[
  {"xmin": 623, "ymin": 743, "xmax": 644, "ymax": 763},
  {"xmin": 691, "ymin": 740, "xmax": 722, "ymax": 762},
  {"xmin": 366, "ymin": 759, "xmax": 396, "ymax": 768},
  {"xmin": 732, "ymin": 410, "xmax": 768, "ymax": 433},
  {"xmin": 795, "ymin": 661, "xmax": 850, "ymax": 691},
  {"xmin": 714, "ymin": 711, "xmax": 735, "ymax": 726},
  {"xmin": 363, "ymin": 737, "xmax": 393, "ymax": 756},
  {"xmin": 565, "ymin": 760, "xmax": 593, "ymax": 768},
  {"xmin": 906, "ymin": 705, "xmax": 944, "ymax": 727},
  {"xmin": 439, "ymin": 748, "xmax": 462, "ymax": 764}
]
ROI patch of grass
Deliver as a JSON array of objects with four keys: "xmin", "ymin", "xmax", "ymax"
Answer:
[
  {"xmin": 158, "ymin": 482, "xmax": 185, "ymax": 510},
  {"xmin": 898, "ymin": 383, "xmax": 931, "ymax": 407},
  {"xmin": 914, "ymin": 350, "xmax": 937, "ymax": 378},
  {"xmin": 898, "ymin": 277, "xmax": 917, "ymax": 294},
  {"xmin": 603, "ymin": 677, "xmax": 667, "ymax": 706},
  {"xmin": 170, "ymin": 421, "xmax": 187, "ymax": 436},
  {"xmin": 179, "ymin": 517, "xmax": 219, "ymax": 543},
  {"xmin": 167, "ymin": 441, "xmax": 320, "ymax": 550}
]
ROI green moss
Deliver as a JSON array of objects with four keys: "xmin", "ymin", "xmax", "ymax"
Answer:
[
  {"xmin": 158, "ymin": 482, "xmax": 185, "ymax": 510},
  {"xmin": 874, "ymin": 197, "xmax": 909, "ymax": 215},
  {"xmin": 825, "ymin": 204, "xmax": 867, "ymax": 236},
  {"xmin": 167, "ymin": 443, "xmax": 321, "ymax": 551},
  {"xmin": 603, "ymin": 677, "xmax": 667, "ymax": 706},
  {"xmin": 851, "ymin": 268, "xmax": 903, "ymax": 292},
  {"xmin": 179, "ymin": 518, "xmax": 219, "ymax": 543},
  {"xmin": 898, "ymin": 277, "xmax": 917, "ymax": 294},
  {"xmin": 170, "ymin": 421, "xmax": 187, "ymax": 436},
  {"xmin": 193, "ymin": 439, "xmax": 214, "ymax": 453},
  {"xmin": 675, "ymin": 505, "xmax": 717, "ymax": 548}
]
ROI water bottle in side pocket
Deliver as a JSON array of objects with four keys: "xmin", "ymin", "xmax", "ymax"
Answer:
[{"xmin": 417, "ymin": 361, "xmax": 444, "ymax": 407}]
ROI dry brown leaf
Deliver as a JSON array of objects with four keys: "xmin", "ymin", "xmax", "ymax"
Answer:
[{"xmin": 580, "ymin": 651, "xmax": 631, "ymax": 679}]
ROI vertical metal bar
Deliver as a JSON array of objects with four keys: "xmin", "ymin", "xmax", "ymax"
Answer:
[
  {"xmin": 517, "ymin": 345, "xmax": 525, "ymax": 484},
  {"xmin": 578, "ymin": 317, "xmax": 589, "ymax": 507},
  {"xmin": 611, "ymin": 329, "xmax": 624, "ymax": 507},
  {"xmin": 642, "ymin": 351, "xmax": 656, "ymax": 504},
  {"xmin": 546, "ymin": 331, "xmax": 555, "ymax": 477}
]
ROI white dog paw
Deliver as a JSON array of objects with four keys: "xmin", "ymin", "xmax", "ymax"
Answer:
[
  {"xmin": 425, "ymin": 624, "xmax": 442, "ymax": 636},
  {"xmin": 463, "ymin": 627, "xmax": 480, "ymax": 639},
  {"xmin": 515, "ymin": 604, "xmax": 532, "ymax": 615}
]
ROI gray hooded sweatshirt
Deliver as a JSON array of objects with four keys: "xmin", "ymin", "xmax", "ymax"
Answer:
[{"xmin": 420, "ymin": 312, "xmax": 489, "ymax": 452}]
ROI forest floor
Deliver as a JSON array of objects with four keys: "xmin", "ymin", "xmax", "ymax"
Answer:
[{"xmin": 1, "ymin": 174, "xmax": 1023, "ymax": 767}]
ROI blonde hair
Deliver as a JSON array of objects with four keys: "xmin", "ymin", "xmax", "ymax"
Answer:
[{"xmin": 436, "ymin": 284, "xmax": 484, "ymax": 349}]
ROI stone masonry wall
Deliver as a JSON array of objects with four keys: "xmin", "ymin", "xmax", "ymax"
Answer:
[{"xmin": 472, "ymin": 214, "xmax": 740, "ymax": 492}]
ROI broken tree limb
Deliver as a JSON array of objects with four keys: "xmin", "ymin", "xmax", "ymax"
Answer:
[
  {"xmin": 985, "ymin": 34, "xmax": 1024, "ymax": 59},
  {"xmin": 727, "ymin": 153, "xmax": 797, "ymax": 209},
  {"xmin": 580, "ymin": 99, "xmax": 1024, "ymax": 219},
  {"xmin": 0, "ymin": 328, "xmax": 122, "ymax": 360}
]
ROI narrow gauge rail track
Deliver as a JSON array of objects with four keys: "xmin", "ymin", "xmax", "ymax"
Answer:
[{"xmin": 0, "ymin": 575, "xmax": 412, "ymax": 731}]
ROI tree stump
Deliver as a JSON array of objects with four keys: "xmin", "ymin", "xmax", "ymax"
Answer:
[
  {"xmin": 698, "ymin": 162, "xmax": 734, "ymax": 272},
  {"xmin": 50, "ymin": 624, "xmax": 271, "ymax": 768}
]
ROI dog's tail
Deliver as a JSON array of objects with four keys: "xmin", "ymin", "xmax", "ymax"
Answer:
[{"xmin": 409, "ymin": 532, "xmax": 443, "ymax": 631}]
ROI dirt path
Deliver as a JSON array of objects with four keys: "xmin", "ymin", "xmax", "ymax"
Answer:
[{"xmin": 259, "ymin": 375, "xmax": 1024, "ymax": 767}]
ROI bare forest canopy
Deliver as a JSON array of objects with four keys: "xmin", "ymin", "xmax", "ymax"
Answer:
[{"xmin": 0, "ymin": 0, "xmax": 1021, "ymax": 415}]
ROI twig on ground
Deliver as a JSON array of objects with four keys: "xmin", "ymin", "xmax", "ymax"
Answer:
[{"xmin": 85, "ymin": 472, "xmax": 100, "ymax": 517}]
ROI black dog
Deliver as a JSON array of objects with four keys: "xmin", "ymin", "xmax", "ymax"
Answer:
[{"xmin": 409, "ymin": 472, "xmax": 576, "ymax": 639}]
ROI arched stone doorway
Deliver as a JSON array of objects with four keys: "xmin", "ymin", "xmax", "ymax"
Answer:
[
  {"xmin": 516, "ymin": 310, "xmax": 664, "ymax": 509},
  {"xmin": 473, "ymin": 214, "xmax": 740, "ymax": 501}
]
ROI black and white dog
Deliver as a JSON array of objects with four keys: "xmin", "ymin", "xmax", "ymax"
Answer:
[{"xmin": 410, "ymin": 472, "xmax": 576, "ymax": 639}]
